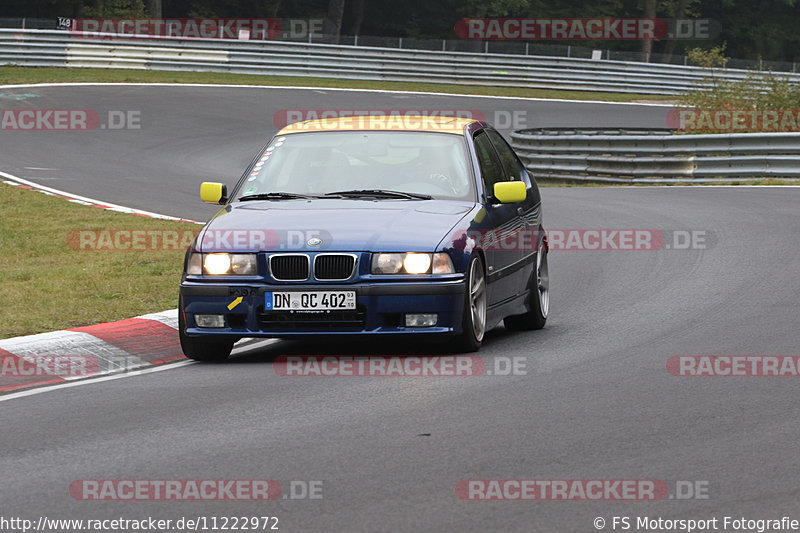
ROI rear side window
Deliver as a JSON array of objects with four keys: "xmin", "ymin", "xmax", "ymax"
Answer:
[
  {"xmin": 486, "ymin": 129, "xmax": 526, "ymax": 183},
  {"xmin": 473, "ymin": 131, "xmax": 505, "ymax": 193}
]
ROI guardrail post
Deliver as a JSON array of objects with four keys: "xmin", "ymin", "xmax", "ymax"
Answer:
[
  {"xmin": 22, "ymin": 18, "xmax": 26, "ymax": 29},
  {"xmin": 567, "ymin": 45, "xmax": 571, "ymax": 58},
  {"xmin": 399, "ymin": 37, "xmax": 403, "ymax": 48},
  {"xmin": 442, "ymin": 39, "xmax": 446, "ymax": 51},
  {"xmin": 526, "ymin": 42, "xmax": 529, "ymax": 55},
  {"xmin": 354, "ymin": 35, "xmax": 358, "ymax": 46},
  {"xmin": 484, "ymin": 41, "xmax": 488, "ymax": 54}
]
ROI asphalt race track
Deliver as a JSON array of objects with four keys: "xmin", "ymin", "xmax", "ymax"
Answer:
[
  {"xmin": 2, "ymin": 85, "xmax": 800, "ymax": 531},
  {"xmin": 0, "ymin": 85, "xmax": 670, "ymax": 220}
]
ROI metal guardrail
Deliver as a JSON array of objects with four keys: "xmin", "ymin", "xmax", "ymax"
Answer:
[
  {"xmin": 3, "ymin": 17, "xmax": 800, "ymax": 73},
  {"xmin": 2, "ymin": 29, "xmax": 800, "ymax": 95},
  {"xmin": 510, "ymin": 128, "xmax": 800, "ymax": 182}
]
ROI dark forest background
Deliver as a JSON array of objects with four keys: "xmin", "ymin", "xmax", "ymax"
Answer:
[{"xmin": 3, "ymin": 0, "xmax": 800, "ymax": 62}]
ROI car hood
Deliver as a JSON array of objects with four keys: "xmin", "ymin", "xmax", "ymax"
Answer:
[{"xmin": 197, "ymin": 199, "xmax": 474, "ymax": 253}]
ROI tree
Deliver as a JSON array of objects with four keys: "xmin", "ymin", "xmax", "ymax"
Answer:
[
  {"xmin": 323, "ymin": 0, "xmax": 346, "ymax": 39},
  {"xmin": 662, "ymin": 0, "xmax": 693, "ymax": 62},
  {"xmin": 350, "ymin": 0, "xmax": 364, "ymax": 35},
  {"xmin": 640, "ymin": 0, "xmax": 657, "ymax": 58},
  {"xmin": 147, "ymin": 0, "xmax": 162, "ymax": 18}
]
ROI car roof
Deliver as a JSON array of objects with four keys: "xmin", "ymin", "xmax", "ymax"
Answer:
[{"xmin": 277, "ymin": 116, "xmax": 480, "ymax": 135}]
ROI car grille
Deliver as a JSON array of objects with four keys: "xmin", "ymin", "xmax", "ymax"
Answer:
[
  {"xmin": 314, "ymin": 254, "xmax": 356, "ymax": 280},
  {"xmin": 258, "ymin": 307, "xmax": 367, "ymax": 330},
  {"xmin": 269, "ymin": 254, "xmax": 309, "ymax": 281}
]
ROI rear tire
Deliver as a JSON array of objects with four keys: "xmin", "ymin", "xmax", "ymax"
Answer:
[
  {"xmin": 455, "ymin": 254, "xmax": 487, "ymax": 353},
  {"xmin": 504, "ymin": 245, "xmax": 549, "ymax": 332},
  {"xmin": 179, "ymin": 304, "xmax": 234, "ymax": 362}
]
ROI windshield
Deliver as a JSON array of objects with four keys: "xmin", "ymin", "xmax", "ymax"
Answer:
[{"xmin": 235, "ymin": 131, "xmax": 474, "ymax": 201}]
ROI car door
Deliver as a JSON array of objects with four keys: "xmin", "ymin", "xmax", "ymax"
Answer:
[
  {"xmin": 485, "ymin": 128, "xmax": 542, "ymax": 280},
  {"xmin": 472, "ymin": 129, "xmax": 525, "ymax": 306}
]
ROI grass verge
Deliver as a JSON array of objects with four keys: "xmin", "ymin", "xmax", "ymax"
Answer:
[
  {"xmin": 0, "ymin": 66, "xmax": 674, "ymax": 103},
  {"xmin": 0, "ymin": 181, "xmax": 200, "ymax": 339}
]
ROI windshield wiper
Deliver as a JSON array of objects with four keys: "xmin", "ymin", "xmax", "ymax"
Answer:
[
  {"xmin": 239, "ymin": 192, "xmax": 317, "ymax": 201},
  {"xmin": 324, "ymin": 189, "xmax": 433, "ymax": 200}
]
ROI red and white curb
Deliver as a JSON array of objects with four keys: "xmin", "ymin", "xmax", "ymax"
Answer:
[
  {"xmin": 0, "ymin": 310, "xmax": 187, "ymax": 394},
  {"xmin": 0, "ymin": 171, "xmax": 202, "ymax": 224},
  {"xmin": 0, "ymin": 160, "xmax": 278, "ymax": 402},
  {"xmin": 0, "ymin": 171, "xmax": 206, "ymax": 399}
]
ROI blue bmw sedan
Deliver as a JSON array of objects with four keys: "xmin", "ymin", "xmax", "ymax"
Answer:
[{"xmin": 179, "ymin": 116, "xmax": 549, "ymax": 360}]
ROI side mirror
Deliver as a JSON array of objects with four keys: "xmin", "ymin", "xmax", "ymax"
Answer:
[
  {"xmin": 492, "ymin": 181, "xmax": 526, "ymax": 204},
  {"xmin": 200, "ymin": 182, "xmax": 227, "ymax": 204}
]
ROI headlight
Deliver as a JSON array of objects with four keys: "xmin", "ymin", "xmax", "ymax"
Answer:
[
  {"xmin": 186, "ymin": 251, "xmax": 203, "ymax": 275},
  {"xmin": 185, "ymin": 252, "xmax": 257, "ymax": 276},
  {"xmin": 432, "ymin": 253, "xmax": 455, "ymax": 274},
  {"xmin": 403, "ymin": 253, "xmax": 431, "ymax": 274},
  {"xmin": 204, "ymin": 253, "xmax": 231, "ymax": 275},
  {"xmin": 372, "ymin": 253, "xmax": 404, "ymax": 274},
  {"xmin": 371, "ymin": 253, "xmax": 454, "ymax": 275}
]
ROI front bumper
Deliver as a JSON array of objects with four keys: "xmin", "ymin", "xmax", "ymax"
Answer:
[{"xmin": 180, "ymin": 279, "xmax": 466, "ymax": 338}]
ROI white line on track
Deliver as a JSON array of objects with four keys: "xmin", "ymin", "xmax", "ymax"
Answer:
[
  {"xmin": 0, "ymin": 169, "xmax": 282, "ymax": 401},
  {"xmin": 0, "ymin": 170, "xmax": 201, "ymax": 222},
  {"xmin": 0, "ymin": 82, "xmax": 676, "ymax": 107},
  {"xmin": 0, "ymin": 83, "xmax": 793, "ymax": 400},
  {"xmin": 0, "ymin": 338, "xmax": 280, "ymax": 403},
  {"xmin": 0, "ymin": 361, "xmax": 195, "ymax": 403}
]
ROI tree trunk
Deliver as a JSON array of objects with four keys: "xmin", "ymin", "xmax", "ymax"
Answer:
[
  {"xmin": 641, "ymin": 0, "xmax": 657, "ymax": 59},
  {"xmin": 324, "ymin": 0, "xmax": 346, "ymax": 42},
  {"xmin": 146, "ymin": 0, "xmax": 162, "ymax": 19},
  {"xmin": 663, "ymin": 0, "xmax": 688, "ymax": 62}
]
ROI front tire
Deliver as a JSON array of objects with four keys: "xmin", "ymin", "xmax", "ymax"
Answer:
[
  {"xmin": 455, "ymin": 254, "xmax": 487, "ymax": 352},
  {"xmin": 504, "ymin": 244, "xmax": 549, "ymax": 331},
  {"xmin": 179, "ymin": 305, "xmax": 234, "ymax": 362}
]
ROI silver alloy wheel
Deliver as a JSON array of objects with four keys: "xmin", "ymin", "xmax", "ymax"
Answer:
[
  {"xmin": 469, "ymin": 258, "xmax": 487, "ymax": 342},
  {"xmin": 537, "ymin": 249, "xmax": 550, "ymax": 318}
]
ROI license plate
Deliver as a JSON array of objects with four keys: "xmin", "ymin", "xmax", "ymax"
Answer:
[{"xmin": 265, "ymin": 291, "xmax": 356, "ymax": 311}]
